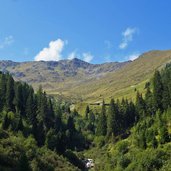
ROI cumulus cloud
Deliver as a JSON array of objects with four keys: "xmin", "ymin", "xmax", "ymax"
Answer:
[
  {"xmin": 34, "ymin": 39, "xmax": 65, "ymax": 61},
  {"xmin": 127, "ymin": 53, "xmax": 140, "ymax": 61},
  {"xmin": 0, "ymin": 35, "xmax": 14, "ymax": 49},
  {"xmin": 83, "ymin": 53, "xmax": 94, "ymax": 63},
  {"xmin": 119, "ymin": 27, "xmax": 137, "ymax": 49}
]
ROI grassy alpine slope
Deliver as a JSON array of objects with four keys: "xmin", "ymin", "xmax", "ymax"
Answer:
[
  {"xmin": 69, "ymin": 50, "xmax": 171, "ymax": 103},
  {"xmin": 1, "ymin": 52, "xmax": 171, "ymax": 171},
  {"xmin": 1, "ymin": 50, "xmax": 171, "ymax": 104}
]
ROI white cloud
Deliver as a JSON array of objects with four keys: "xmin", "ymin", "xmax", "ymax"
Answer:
[
  {"xmin": 34, "ymin": 39, "xmax": 65, "ymax": 61},
  {"xmin": 119, "ymin": 27, "xmax": 137, "ymax": 49},
  {"xmin": 0, "ymin": 35, "xmax": 14, "ymax": 49},
  {"xmin": 83, "ymin": 52, "xmax": 94, "ymax": 63},
  {"xmin": 127, "ymin": 53, "xmax": 140, "ymax": 61},
  {"xmin": 68, "ymin": 51, "xmax": 77, "ymax": 60}
]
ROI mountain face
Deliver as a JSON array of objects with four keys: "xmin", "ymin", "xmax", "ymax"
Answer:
[
  {"xmin": 1, "ymin": 50, "xmax": 171, "ymax": 102},
  {"xmin": 0, "ymin": 58, "xmax": 130, "ymax": 83},
  {"xmin": 0, "ymin": 58, "xmax": 130, "ymax": 96}
]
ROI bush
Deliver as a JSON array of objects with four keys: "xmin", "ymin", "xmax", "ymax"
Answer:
[{"xmin": 94, "ymin": 136, "xmax": 105, "ymax": 148}]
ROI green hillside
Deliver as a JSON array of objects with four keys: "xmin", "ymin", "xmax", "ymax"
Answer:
[
  {"xmin": 67, "ymin": 50, "xmax": 171, "ymax": 103},
  {"xmin": 1, "ymin": 56, "xmax": 171, "ymax": 171},
  {"xmin": 1, "ymin": 50, "xmax": 171, "ymax": 105}
]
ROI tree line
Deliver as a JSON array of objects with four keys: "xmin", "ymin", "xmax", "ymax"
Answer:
[
  {"xmin": 0, "ymin": 71, "xmax": 86, "ymax": 155},
  {"xmin": 84, "ymin": 63, "xmax": 171, "ymax": 145}
]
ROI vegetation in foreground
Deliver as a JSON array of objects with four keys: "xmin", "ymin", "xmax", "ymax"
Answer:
[{"xmin": 0, "ymin": 63, "xmax": 171, "ymax": 170}]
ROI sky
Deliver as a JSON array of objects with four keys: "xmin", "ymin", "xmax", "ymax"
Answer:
[{"xmin": 0, "ymin": 0, "xmax": 171, "ymax": 64}]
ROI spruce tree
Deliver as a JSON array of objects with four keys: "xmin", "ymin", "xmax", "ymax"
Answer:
[
  {"xmin": 136, "ymin": 91, "xmax": 146, "ymax": 117},
  {"xmin": 0, "ymin": 73, "xmax": 6, "ymax": 110},
  {"xmin": 153, "ymin": 70, "xmax": 163, "ymax": 111},
  {"xmin": 26, "ymin": 90, "xmax": 35, "ymax": 124},
  {"xmin": 17, "ymin": 116, "xmax": 24, "ymax": 131},
  {"xmin": 107, "ymin": 99, "xmax": 119, "ymax": 137},
  {"xmin": 2, "ymin": 113, "xmax": 10, "ymax": 130},
  {"xmin": 37, "ymin": 121, "xmax": 45, "ymax": 146},
  {"xmin": 145, "ymin": 86, "xmax": 155, "ymax": 115},
  {"xmin": 6, "ymin": 75, "xmax": 14, "ymax": 111},
  {"xmin": 85, "ymin": 105, "xmax": 90, "ymax": 119},
  {"xmin": 96, "ymin": 100, "xmax": 107, "ymax": 136}
]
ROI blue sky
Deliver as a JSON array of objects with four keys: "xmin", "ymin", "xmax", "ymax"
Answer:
[{"xmin": 0, "ymin": 0, "xmax": 171, "ymax": 63}]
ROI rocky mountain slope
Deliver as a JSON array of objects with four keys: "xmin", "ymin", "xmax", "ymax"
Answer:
[
  {"xmin": 1, "ymin": 50, "xmax": 171, "ymax": 103},
  {"xmin": 0, "ymin": 58, "xmax": 129, "ymax": 83}
]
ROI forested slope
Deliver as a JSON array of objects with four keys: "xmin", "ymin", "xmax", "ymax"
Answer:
[{"xmin": 0, "ymin": 62, "xmax": 171, "ymax": 171}]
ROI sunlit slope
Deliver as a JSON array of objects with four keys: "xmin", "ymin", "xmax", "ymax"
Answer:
[
  {"xmin": 1, "ymin": 50, "xmax": 171, "ymax": 104},
  {"xmin": 61, "ymin": 50, "xmax": 171, "ymax": 103}
]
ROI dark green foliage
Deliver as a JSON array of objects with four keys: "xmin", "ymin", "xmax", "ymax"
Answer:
[
  {"xmin": 159, "ymin": 124, "xmax": 170, "ymax": 144},
  {"xmin": 64, "ymin": 150, "xmax": 85, "ymax": 170},
  {"xmin": 85, "ymin": 105, "xmax": 90, "ymax": 119},
  {"xmin": 145, "ymin": 85, "xmax": 155, "ymax": 115},
  {"xmin": 0, "ymin": 73, "xmax": 6, "ymax": 111},
  {"xmin": 2, "ymin": 113, "xmax": 10, "ymax": 130},
  {"xmin": 36, "ymin": 121, "xmax": 45, "ymax": 146},
  {"xmin": 6, "ymin": 74, "xmax": 15, "ymax": 112},
  {"xmin": 18, "ymin": 152, "xmax": 31, "ymax": 171},
  {"xmin": 1, "ymin": 62, "xmax": 171, "ymax": 171},
  {"xmin": 153, "ymin": 70, "xmax": 163, "ymax": 111},
  {"xmin": 107, "ymin": 99, "xmax": 119, "ymax": 137},
  {"xmin": 136, "ymin": 91, "xmax": 146, "ymax": 117},
  {"xmin": 17, "ymin": 116, "xmax": 24, "ymax": 132},
  {"xmin": 96, "ymin": 100, "xmax": 107, "ymax": 136}
]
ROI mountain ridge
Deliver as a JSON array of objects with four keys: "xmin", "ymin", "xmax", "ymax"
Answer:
[{"xmin": 1, "ymin": 50, "xmax": 171, "ymax": 103}]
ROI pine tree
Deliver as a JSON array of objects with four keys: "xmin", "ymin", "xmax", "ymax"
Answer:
[
  {"xmin": 44, "ymin": 98, "xmax": 55, "ymax": 130},
  {"xmin": 96, "ymin": 100, "xmax": 107, "ymax": 136},
  {"xmin": 162, "ymin": 84, "xmax": 170, "ymax": 110},
  {"xmin": 46, "ymin": 128, "xmax": 58, "ymax": 150},
  {"xmin": 0, "ymin": 73, "xmax": 6, "ymax": 110},
  {"xmin": 18, "ymin": 152, "xmax": 31, "ymax": 171},
  {"xmin": 6, "ymin": 75, "xmax": 14, "ymax": 111},
  {"xmin": 153, "ymin": 70, "xmax": 163, "ymax": 111},
  {"xmin": 17, "ymin": 116, "xmax": 24, "ymax": 131},
  {"xmin": 2, "ymin": 113, "xmax": 10, "ymax": 129},
  {"xmin": 14, "ymin": 83, "xmax": 24, "ymax": 115},
  {"xmin": 85, "ymin": 105, "xmax": 90, "ymax": 119},
  {"xmin": 107, "ymin": 99, "xmax": 119, "ymax": 137},
  {"xmin": 26, "ymin": 89, "xmax": 35, "ymax": 124},
  {"xmin": 145, "ymin": 86, "xmax": 155, "ymax": 115},
  {"xmin": 136, "ymin": 91, "xmax": 146, "ymax": 117},
  {"xmin": 37, "ymin": 121, "xmax": 45, "ymax": 146},
  {"xmin": 159, "ymin": 124, "xmax": 170, "ymax": 144}
]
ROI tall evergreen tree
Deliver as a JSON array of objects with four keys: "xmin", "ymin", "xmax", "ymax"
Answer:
[
  {"xmin": 153, "ymin": 70, "xmax": 163, "ymax": 111},
  {"xmin": 0, "ymin": 73, "xmax": 6, "ymax": 110},
  {"xmin": 2, "ymin": 113, "xmax": 10, "ymax": 130},
  {"xmin": 26, "ymin": 89, "xmax": 35, "ymax": 124},
  {"xmin": 14, "ymin": 83, "xmax": 24, "ymax": 115},
  {"xmin": 96, "ymin": 100, "xmax": 107, "ymax": 136},
  {"xmin": 136, "ymin": 91, "xmax": 146, "ymax": 117},
  {"xmin": 6, "ymin": 75, "xmax": 14, "ymax": 111},
  {"xmin": 145, "ymin": 86, "xmax": 155, "ymax": 115},
  {"xmin": 85, "ymin": 105, "xmax": 90, "ymax": 119},
  {"xmin": 37, "ymin": 121, "xmax": 45, "ymax": 146},
  {"xmin": 17, "ymin": 116, "xmax": 24, "ymax": 131},
  {"xmin": 107, "ymin": 99, "xmax": 119, "ymax": 137}
]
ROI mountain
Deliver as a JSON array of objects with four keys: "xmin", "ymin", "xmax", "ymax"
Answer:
[
  {"xmin": 1, "ymin": 50, "xmax": 171, "ymax": 103},
  {"xmin": 70, "ymin": 50, "xmax": 171, "ymax": 103},
  {"xmin": 1, "ymin": 59, "xmax": 171, "ymax": 171},
  {"xmin": 0, "ymin": 58, "xmax": 130, "ymax": 98}
]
